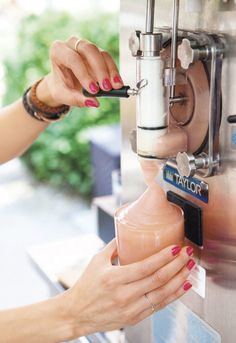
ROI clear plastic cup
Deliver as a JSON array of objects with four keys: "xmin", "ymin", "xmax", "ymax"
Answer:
[{"xmin": 115, "ymin": 203, "xmax": 184, "ymax": 265}]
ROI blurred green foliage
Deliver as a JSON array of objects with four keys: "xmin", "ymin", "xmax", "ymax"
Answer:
[{"xmin": 3, "ymin": 10, "xmax": 119, "ymax": 196}]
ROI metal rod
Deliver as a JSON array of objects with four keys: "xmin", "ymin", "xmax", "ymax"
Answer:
[
  {"xmin": 145, "ymin": 0, "xmax": 155, "ymax": 33},
  {"xmin": 170, "ymin": 0, "xmax": 180, "ymax": 99},
  {"xmin": 196, "ymin": 41, "xmax": 221, "ymax": 178},
  {"xmin": 169, "ymin": 96, "xmax": 188, "ymax": 104},
  {"xmin": 205, "ymin": 44, "xmax": 217, "ymax": 176}
]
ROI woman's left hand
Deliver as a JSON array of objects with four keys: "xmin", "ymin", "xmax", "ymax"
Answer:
[
  {"xmin": 62, "ymin": 239, "xmax": 194, "ymax": 338},
  {"xmin": 36, "ymin": 36, "xmax": 124, "ymax": 108}
]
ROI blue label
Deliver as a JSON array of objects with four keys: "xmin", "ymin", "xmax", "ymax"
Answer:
[
  {"xmin": 232, "ymin": 133, "xmax": 236, "ymax": 146},
  {"xmin": 231, "ymin": 126, "xmax": 236, "ymax": 150},
  {"xmin": 163, "ymin": 165, "xmax": 209, "ymax": 203}
]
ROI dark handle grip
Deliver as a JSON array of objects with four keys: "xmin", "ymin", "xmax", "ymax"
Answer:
[
  {"xmin": 227, "ymin": 115, "xmax": 236, "ymax": 124},
  {"xmin": 83, "ymin": 86, "xmax": 131, "ymax": 98}
]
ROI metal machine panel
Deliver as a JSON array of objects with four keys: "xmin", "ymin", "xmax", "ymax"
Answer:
[
  {"xmin": 120, "ymin": 1, "xmax": 236, "ymax": 342},
  {"xmin": 152, "ymin": 300, "xmax": 221, "ymax": 343}
]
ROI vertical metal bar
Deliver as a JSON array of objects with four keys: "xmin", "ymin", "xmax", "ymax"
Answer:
[
  {"xmin": 205, "ymin": 44, "xmax": 217, "ymax": 176},
  {"xmin": 145, "ymin": 0, "xmax": 155, "ymax": 33},
  {"xmin": 170, "ymin": 0, "xmax": 180, "ymax": 99}
]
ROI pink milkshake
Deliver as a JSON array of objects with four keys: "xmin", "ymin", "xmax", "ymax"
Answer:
[{"xmin": 115, "ymin": 160, "xmax": 184, "ymax": 265}]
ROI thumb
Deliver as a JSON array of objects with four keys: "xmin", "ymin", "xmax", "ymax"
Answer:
[
  {"xmin": 102, "ymin": 239, "xmax": 118, "ymax": 263},
  {"xmin": 54, "ymin": 85, "xmax": 86, "ymax": 107}
]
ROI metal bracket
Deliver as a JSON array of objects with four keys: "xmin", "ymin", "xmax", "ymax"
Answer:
[{"xmin": 176, "ymin": 33, "xmax": 225, "ymax": 178}]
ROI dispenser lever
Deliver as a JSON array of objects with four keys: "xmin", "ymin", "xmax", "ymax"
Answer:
[
  {"xmin": 227, "ymin": 115, "xmax": 236, "ymax": 124},
  {"xmin": 83, "ymin": 86, "xmax": 136, "ymax": 98}
]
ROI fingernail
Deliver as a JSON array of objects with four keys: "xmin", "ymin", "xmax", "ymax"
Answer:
[
  {"xmin": 171, "ymin": 246, "xmax": 181, "ymax": 256},
  {"xmin": 183, "ymin": 281, "xmax": 192, "ymax": 291},
  {"xmin": 89, "ymin": 82, "xmax": 99, "ymax": 93},
  {"xmin": 113, "ymin": 75, "xmax": 123, "ymax": 84},
  {"xmin": 102, "ymin": 78, "xmax": 112, "ymax": 91},
  {"xmin": 186, "ymin": 246, "xmax": 194, "ymax": 256},
  {"xmin": 85, "ymin": 100, "xmax": 99, "ymax": 108},
  {"xmin": 186, "ymin": 259, "xmax": 196, "ymax": 271}
]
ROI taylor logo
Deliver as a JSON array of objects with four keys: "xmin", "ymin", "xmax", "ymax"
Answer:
[
  {"xmin": 165, "ymin": 169, "xmax": 174, "ymax": 182},
  {"xmin": 163, "ymin": 165, "xmax": 208, "ymax": 203}
]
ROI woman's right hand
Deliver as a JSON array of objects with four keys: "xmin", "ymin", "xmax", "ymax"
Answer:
[
  {"xmin": 37, "ymin": 37, "xmax": 124, "ymax": 109},
  {"xmin": 62, "ymin": 239, "xmax": 195, "ymax": 339}
]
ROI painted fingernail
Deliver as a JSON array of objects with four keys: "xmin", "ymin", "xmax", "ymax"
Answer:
[
  {"xmin": 85, "ymin": 100, "xmax": 99, "ymax": 108},
  {"xmin": 186, "ymin": 259, "xmax": 196, "ymax": 271},
  {"xmin": 183, "ymin": 281, "xmax": 192, "ymax": 291},
  {"xmin": 186, "ymin": 246, "xmax": 194, "ymax": 256},
  {"xmin": 102, "ymin": 78, "xmax": 112, "ymax": 91},
  {"xmin": 171, "ymin": 246, "xmax": 181, "ymax": 256},
  {"xmin": 113, "ymin": 75, "xmax": 123, "ymax": 84},
  {"xmin": 89, "ymin": 82, "xmax": 99, "ymax": 93}
]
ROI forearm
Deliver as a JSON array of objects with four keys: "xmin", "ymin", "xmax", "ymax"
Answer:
[
  {"xmin": 0, "ymin": 77, "xmax": 62, "ymax": 164},
  {"xmin": 0, "ymin": 294, "xmax": 75, "ymax": 343},
  {"xmin": 0, "ymin": 99, "xmax": 48, "ymax": 164}
]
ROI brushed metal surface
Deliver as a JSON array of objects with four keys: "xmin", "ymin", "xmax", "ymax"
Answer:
[{"xmin": 120, "ymin": 1, "xmax": 236, "ymax": 342}]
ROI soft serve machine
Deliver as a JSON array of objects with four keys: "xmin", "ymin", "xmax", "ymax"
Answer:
[{"xmin": 119, "ymin": 0, "xmax": 236, "ymax": 342}]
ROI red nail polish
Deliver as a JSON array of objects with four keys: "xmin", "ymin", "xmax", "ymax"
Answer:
[
  {"xmin": 113, "ymin": 75, "xmax": 123, "ymax": 84},
  {"xmin": 186, "ymin": 246, "xmax": 194, "ymax": 256},
  {"xmin": 186, "ymin": 259, "xmax": 196, "ymax": 271},
  {"xmin": 183, "ymin": 281, "xmax": 192, "ymax": 291},
  {"xmin": 102, "ymin": 78, "xmax": 112, "ymax": 91},
  {"xmin": 85, "ymin": 100, "xmax": 98, "ymax": 108},
  {"xmin": 89, "ymin": 82, "xmax": 99, "ymax": 93},
  {"xmin": 171, "ymin": 246, "xmax": 181, "ymax": 256}
]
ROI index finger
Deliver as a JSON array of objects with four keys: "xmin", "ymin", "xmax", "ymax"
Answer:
[
  {"xmin": 50, "ymin": 40, "xmax": 98, "ymax": 94},
  {"xmin": 114, "ymin": 245, "xmax": 192, "ymax": 284},
  {"xmin": 67, "ymin": 37, "xmax": 112, "ymax": 92}
]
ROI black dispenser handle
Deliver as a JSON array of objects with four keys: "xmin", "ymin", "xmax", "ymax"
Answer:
[
  {"xmin": 227, "ymin": 115, "xmax": 236, "ymax": 124},
  {"xmin": 83, "ymin": 86, "xmax": 131, "ymax": 98}
]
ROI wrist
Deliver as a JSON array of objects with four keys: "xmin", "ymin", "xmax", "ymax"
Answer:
[
  {"xmin": 47, "ymin": 292, "xmax": 77, "ymax": 341},
  {"xmin": 61, "ymin": 288, "xmax": 91, "ymax": 339},
  {"xmin": 36, "ymin": 75, "xmax": 62, "ymax": 107}
]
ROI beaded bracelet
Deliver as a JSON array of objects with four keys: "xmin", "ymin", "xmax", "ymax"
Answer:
[{"xmin": 22, "ymin": 79, "xmax": 70, "ymax": 123}]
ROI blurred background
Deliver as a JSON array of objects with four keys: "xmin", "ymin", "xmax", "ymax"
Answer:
[{"xmin": 0, "ymin": 0, "xmax": 121, "ymax": 314}]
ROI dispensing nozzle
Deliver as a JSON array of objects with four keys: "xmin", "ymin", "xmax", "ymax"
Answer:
[{"xmin": 130, "ymin": 0, "xmax": 168, "ymax": 159}]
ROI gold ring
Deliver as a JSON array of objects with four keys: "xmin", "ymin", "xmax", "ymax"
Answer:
[
  {"xmin": 74, "ymin": 39, "xmax": 82, "ymax": 52},
  {"xmin": 144, "ymin": 293, "xmax": 156, "ymax": 313}
]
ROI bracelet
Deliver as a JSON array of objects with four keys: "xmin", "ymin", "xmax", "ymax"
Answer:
[{"xmin": 22, "ymin": 79, "xmax": 70, "ymax": 123}]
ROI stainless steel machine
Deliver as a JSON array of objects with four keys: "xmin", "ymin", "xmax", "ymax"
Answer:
[{"xmin": 119, "ymin": 0, "xmax": 236, "ymax": 342}]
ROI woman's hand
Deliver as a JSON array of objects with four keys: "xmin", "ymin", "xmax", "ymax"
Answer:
[
  {"xmin": 36, "ymin": 36, "xmax": 124, "ymax": 108},
  {"xmin": 63, "ymin": 239, "xmax": 195, "ymax": 338}
]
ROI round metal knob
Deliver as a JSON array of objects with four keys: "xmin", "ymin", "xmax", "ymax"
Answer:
[
  {"xmin": 129, "ymin": 129, "xmax": 137, "ymax": 154},
  {"xmin": 178, "ymin": 38, "xmax": 210, "ymax": 70},
  {"xmin": 129, "ymin": 31, "xmax": 141, "ymax": 57},
  {"xmin": 178, "ymin": 38, "xmax": 197, "ymax": 70},
  {"xmin": 176, "ymin": 152, "xmax": 196, "ymax": 177},
  {"xmin": 176, "ymin": 152, "xmax": 209, "ymax": 177}
]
